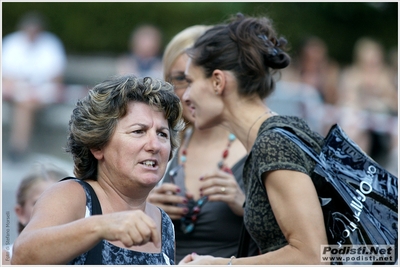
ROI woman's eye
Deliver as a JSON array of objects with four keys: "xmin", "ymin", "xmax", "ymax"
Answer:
[
  {"xmin": 132, "ymin": 129, "xmax": 144, "ymax": 134},
  {"xmin": 171, "ymin": 75, "xmax": 186, "ymax": 82},
  {"xmin": 158, "ymin": 131, "xmax": 169, "ymax": 138},
  {"xmin": 175, "ymin": 76, "xmax": 186, "ymax": 81}
]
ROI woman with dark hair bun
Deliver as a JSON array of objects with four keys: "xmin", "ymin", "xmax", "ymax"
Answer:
[
  {"xmin": 148, "ymin": 24, "xmax": 259, "ymax": 262},
  {"xmin": 180, "ymin": 13, "xmax": 329, "ymax": 265}
]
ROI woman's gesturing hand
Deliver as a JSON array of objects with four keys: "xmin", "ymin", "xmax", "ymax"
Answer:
[{"xmin": 98, "ymin": 210, "xmax": 160, "ymax": 248}]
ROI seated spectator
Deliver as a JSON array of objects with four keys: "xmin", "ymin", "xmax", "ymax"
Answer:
[
  {"xmin": 116, "ymin": 24, "xmax": 163, "ymax": 79},
  {"xmin": 2, "ymin": 11, "xmax": 67, "ymax": 162}
]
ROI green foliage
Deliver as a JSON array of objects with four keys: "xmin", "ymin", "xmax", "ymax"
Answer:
[{"xmin": 2, "ymin": 2, "xmax": 397, "ymax": 65}]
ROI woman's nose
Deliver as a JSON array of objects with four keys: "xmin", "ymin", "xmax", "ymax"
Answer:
[
  {"xmin": 145, "ymin": 131, "xmax": 161, "ymax": 154},
  {"xmin": 184, "ymin": 97, "xmax": 191, "ymax": 107},
  {"xmin": 182, "ymin": 86, "xmax": 190, "ymax": 103}
]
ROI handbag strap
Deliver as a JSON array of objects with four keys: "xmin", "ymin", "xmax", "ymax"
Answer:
[
  {"xmin": 60, "ymin": 177, "xmax": 103, "ymax": 265},
  {"xmin": 273, "ymin": 127, "xmax": 322, "ymax": 165},
  {"xmin": 236, "ymin": 220, "xmax": 251, "ymax": 258}
]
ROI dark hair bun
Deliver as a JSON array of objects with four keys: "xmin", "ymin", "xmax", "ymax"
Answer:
[
  {"xmin": 265, "ymin": 48, "xmax": 290, "ymax": 69},
  {"xmin": 258, "ymin": 35, "xmax": 290, "ymax": 69},
  {"xmin": 188, "ymin": 13, "xmax": 291, "ymax": 99}
]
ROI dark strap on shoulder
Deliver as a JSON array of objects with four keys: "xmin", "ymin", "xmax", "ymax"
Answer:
[
  {"xmin": 272, "ymin": 127, "xmax": 321, "ymax": 163},
  {"xmin": 60, "ymin": 177, "xmax": 103, "ymax": 265},
  {"xmin": 237, "ymin": 221, "xmax": 251, "ymax": 258},
  {"xmin": 236, "ymin": 200, "xmax": 251, "ymax": 258}
]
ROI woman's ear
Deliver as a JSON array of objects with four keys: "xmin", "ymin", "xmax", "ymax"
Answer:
[
  {"xmin": 212, "ymin": 69, "xmax": 226, "ymax": 95},
  {"xmin": 90, "ymin": 148, "xmax": 104, "ymax": 160},
  {"xmin": 15, "ymin": 204, "xmax": 28, "ymax": 226}
]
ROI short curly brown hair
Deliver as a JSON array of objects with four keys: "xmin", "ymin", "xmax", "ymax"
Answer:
[{"xmin": 66, "ymin": 75, "xmax": 184, "ymax": 180}]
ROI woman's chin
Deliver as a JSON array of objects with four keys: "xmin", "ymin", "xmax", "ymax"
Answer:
[
  {"xmin": 139, "ymin": 175, "xmax": 162, "ymax": 188},
  {"xmin": 183, "ymin": 111, "xmax": 195, "ymax": 123},
  {"xmin": 195, "ymin": 119, "xmax": 217, "ymax": 131}
]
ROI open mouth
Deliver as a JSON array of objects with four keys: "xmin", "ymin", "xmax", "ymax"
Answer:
[{"xmin": 141, "ymin": 160, "xmax": 157, "ymax": 168}]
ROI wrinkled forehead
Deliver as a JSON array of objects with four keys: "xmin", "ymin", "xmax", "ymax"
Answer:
[{"xmin": 125, "ymin": 101, "xmax": 167, "ymax": 123}]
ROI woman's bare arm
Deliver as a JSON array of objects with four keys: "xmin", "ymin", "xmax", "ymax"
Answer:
[
  {"xmin": 11, "ymin": 180, "xmax": 102, "ymax": 264},
  {"xmin": 181, "ymin": 169, "xmax": 328, "ymax": 265},
  {"xmin": 11, "ymin": 180, "xmax": 160, "ymax": 265}
]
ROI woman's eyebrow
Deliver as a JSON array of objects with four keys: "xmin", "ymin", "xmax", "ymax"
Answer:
[
  {"xmin": 159, "ymin": 126, "xmax": 170, "ymax": 132},
  {"xmin": 170, "ymin": 71, "xmax": 185, "ymax": 75}
]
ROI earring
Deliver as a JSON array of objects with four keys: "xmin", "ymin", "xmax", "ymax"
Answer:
[{"xmin": 215, "ymin": 90, "xmax": 219, "ymax": 95}]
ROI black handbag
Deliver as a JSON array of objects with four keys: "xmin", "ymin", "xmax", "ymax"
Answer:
[{"xmin": 273, "ymin": 124, "xmax": 398, "ymax": 264}]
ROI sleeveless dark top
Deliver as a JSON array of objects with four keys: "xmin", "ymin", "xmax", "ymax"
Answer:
[
  {"xmin": 68, "ymin": 178, "xmax": 175, "ymax": 265},
  {"xmin": 164, "ymin": 154, "xmax": 259, "ymax": 262},
  {"xmin": 243, "ymin": 115, "xmax": 324, "ymax": 254}
]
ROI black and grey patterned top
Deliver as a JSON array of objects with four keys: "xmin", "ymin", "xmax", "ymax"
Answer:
[
  {"xmin": 243, "ymin": 115, "xmax": 324, "ymax": 254},
  {"xmin": 69, "ymin": 178, "xmax": 175, "ymax": 265}
]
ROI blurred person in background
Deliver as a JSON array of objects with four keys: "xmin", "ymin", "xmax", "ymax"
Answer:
[
  {"xmin": 2, "ymin": 11, "xmax": 67, "ymax": 162},
  {"xmin": 282, "ymin": 36, "xmax": 340, "ymax": 106},
  {"xmin": 275, "ymin": 36, "xmax": 340, "ymax": 135},
  {"xmin": 338, "ymin": 37, "xmax": 398, "ymax": 167},
  {"xmin": 116, "ymin": 24, "xmax": 163, "ymax": 79},
  {"xmin": 388, "ymin": 46, "xmax": 398, "ymax": 90},
  {"xmin": 386, "ymin": 46, "xmax": 398, "ymax": 175},
  {"xmin": 148, "ymin": 25, "xmax": 258, "ymax": 262},
  {"xmin": 2, "ymin": 163, "xmax": 68, "ymax": 265}
]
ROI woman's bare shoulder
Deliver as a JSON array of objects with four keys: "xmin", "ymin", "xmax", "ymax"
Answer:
[{"xmin": 27, "ymin": 179, "xmax": 88, "ymax": 226}]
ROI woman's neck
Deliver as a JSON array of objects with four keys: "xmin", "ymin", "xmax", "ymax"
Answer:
[
  {"xmin": 92, "ymin": 177, "xmax": 149, "ymax": 213},
  {"xmin": 189, "ymin": 124, "xmax": 230, "ymax": 145},
  {"xmin": 225, "ymin": 98, "xmax": 274, "ymax": 152}
]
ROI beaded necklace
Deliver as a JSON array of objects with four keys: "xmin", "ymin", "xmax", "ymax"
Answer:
[
  {"xmin": 168, "ymin": 126, "xmax": 237, "ymax": 233},
  {"xmin": 179, "ymin": 127, "xmax": 236, "ymax": 174}
]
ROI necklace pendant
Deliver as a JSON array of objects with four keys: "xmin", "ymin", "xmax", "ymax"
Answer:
[
  {"xmin": 222, "ymin": 149, "xmax": 229, "ymax": 159},
  {"xmin": 222, "ymin": 166, "xmax": 233, "ymax": 174},
  {"xmin": 180, "ymin": 154, "xmax": 187, "ymax": 163},
  {"xmin": 217, "ymin": 160, "xmax": 224, "ymax": 169}
]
